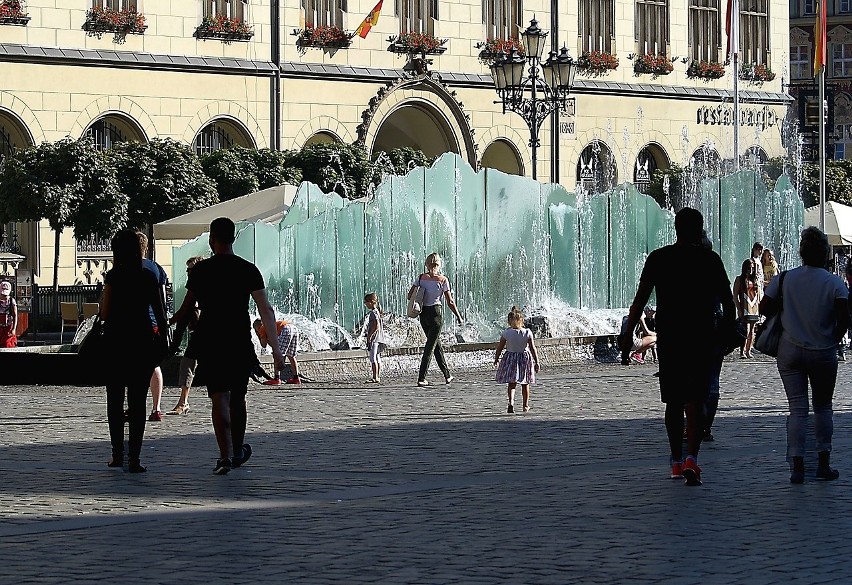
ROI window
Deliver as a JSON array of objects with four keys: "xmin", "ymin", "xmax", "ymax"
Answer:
[
  {"xmin": 302, "ymin": 0, "xmax": 347, "ymax": 29},
  {"xmin": 833, "ymin": 42, "xmax": 852, "ymax": 77},
  {"xmin": 579, "ymin": 0, "xmax": 614, "ymax": 52},
  {"xmin": 92, "ymin": 0, "xmax": 138, "ymax": 9},
  {"xmin": 740, "ymin": 0, "xmax": 768, "ymax": 65},
  {"xmin": 791, "ymin": 44, "xmax": 810, "ymax": 78},
  {"xmin": 86, "ymin": 120, "xmax": 125, "ymax": 151},
  {"xmin": 396, "ymin": 0, "xmax": 438, "ymax": 35},
  {"xmin": 802, "ymin": 0, "xmax": 817, "ymax": 15},
  {"xmin": 483, "ymin": 0, "xmax": 521, "ymax": 41},
  {"xmin": 194, "ymin": 123, "xmax": 234, "ymax": 156},
  {"xmin": 204, "ymin": 0, "xmax": 245, "ymax": 20},
  {"xmin": 841, "ymin": 0, "xmax": 852, "ymax": 14},
  {"xmin": 688, "ymin": 0, "xmax": 720, "ymax": 62},
  {"xmin": 635, "ymin": 0, "xmax": 668, "ymax": 55}
]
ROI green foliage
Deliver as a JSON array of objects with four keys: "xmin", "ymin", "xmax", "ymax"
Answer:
[
  {"xmin": 285, "ymin": 142, "xmax": 378, "ymax": 199},
  {"xmin": 200, "ymin": 146, "xmax": 301, "ymax": 202},
  {"xmin": 375, "ymin": 147, "xmax": 435, "ymax": 176},
  {"xmin": 647, "ymin": 163, "xmax": 686, "ymax": 209},
  {"xmin": 108, "ymin": 138, "xmax": 218, "ymax": 229}
]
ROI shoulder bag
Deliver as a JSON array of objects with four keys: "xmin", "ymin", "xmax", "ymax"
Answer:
[
  {"xmin": 754, "ymin": 270, "xmax": 786, "ymax": 357},
  {"xmin": 407, "ymin": 277, "xmax": 425, "ymax": 318}
]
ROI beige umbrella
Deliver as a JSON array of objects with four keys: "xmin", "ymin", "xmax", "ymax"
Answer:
[{"xmin": 804, "ymin": 201, "xmax": 852, "ymax": 246}]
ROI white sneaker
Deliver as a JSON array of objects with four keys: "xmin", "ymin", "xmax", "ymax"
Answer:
[
  {"xmin": 445, "ymin": 376, "xmax": 454, "ymax": 384},
  {"xmin": 417, "ymin": 380, "xmax": 429, "ymax": 387}
]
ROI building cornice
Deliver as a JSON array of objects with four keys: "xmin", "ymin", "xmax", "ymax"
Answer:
[{"xmin": 0, "ymin": 43, "xmax": 791, "ymax": 104}]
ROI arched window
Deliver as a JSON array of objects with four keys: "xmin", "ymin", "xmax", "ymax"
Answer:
[
  {"xmin": 576, "ymin": 141, "xmax": 617, "ymax": 194},
  {"xmin": 689, "ymin": 144, "xmax": 722, "ymax": 177},
  {"xmin": 634, "ymin": 144, "xmax": 669, "ymax": 194},
  {"xmin": 194, "ymin": 118, "xmax": 255, "ymax": 156}
]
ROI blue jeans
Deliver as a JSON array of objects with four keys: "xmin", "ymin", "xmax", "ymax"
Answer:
[{"xmin": 776, "ymin": 338, "xmax": 837, "ymax": 459}]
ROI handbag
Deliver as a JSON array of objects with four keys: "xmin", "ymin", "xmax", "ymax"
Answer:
[
  {"xmin": 754, "ymin": 270, "xmax": 786, "ymax": 357},
  {"xmin": 406, "ymin": 278, "xmax": 425, "ymax": 318}
]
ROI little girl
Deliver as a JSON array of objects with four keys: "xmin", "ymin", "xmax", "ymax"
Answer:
[
  {"xmin": 494, "ymin": 306, "xmax": 540, "ymax": 413},
  {"xmin": 364, "ymin": 292, "xmax": 386, "ymax": 383}
]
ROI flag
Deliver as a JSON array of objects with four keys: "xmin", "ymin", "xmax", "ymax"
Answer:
[
  {"xmin": 814, "ymin": 0, "xmax": 827, "ymax": 77},
  {"xmin": 725, "ymin": 0, "xmax": 739, "ymax": 59},
  {"xmin": 355, "ymin": 0, "xmax": 383, "ymax": 39}
]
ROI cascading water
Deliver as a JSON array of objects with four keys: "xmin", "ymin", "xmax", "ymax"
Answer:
[{"xmin": 172, "ymin": 153, "xmax": 804, "ymax": 348}]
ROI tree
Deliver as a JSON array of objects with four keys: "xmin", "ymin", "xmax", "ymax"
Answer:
[
  {"xmin": 109, "ymin": 139, "xmax": 218, "ymax": 248},
  {"xmin": 200, "ymin": 146, "xmax": 301, "ymax": 202},
  {"xmin": 0, "ymin": 137, "xmax": 125, "ymax": 304}
]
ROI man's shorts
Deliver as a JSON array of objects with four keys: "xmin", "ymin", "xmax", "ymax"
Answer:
[{"xmin": 277, "ymin": 324, "xmax": 298, "ymax": 357}]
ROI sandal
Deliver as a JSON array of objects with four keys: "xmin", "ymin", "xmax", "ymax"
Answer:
[{"xmin": 167, "ymin": 404, "xmax": 189, "ymax": 415}]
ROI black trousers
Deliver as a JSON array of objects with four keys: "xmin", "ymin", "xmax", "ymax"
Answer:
[
  {"xmin": 418, "ymin": 305, "xmax": 450, "ymax": 382},
  {"xmin": 106, "ymin": 369, "xmax": 151, "ymax": 461}
]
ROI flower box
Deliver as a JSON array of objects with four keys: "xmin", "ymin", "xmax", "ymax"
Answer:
[
  {"xmin": 83, "ymin": 6, "xmax": 146, "ymax": 42},
  {"xmin": 739, "ymin": 62, "xmax": 776, "ymax": 83},
  {"xmin": 388, "ymin": 32, "xmax": 447, "ymax": 55},
  {"xmin": 0, "ymin": 0, "xmax": 29, "ymax": 25},
  {"xmin": 633, "ymin": 53, "xmax": 673, "ymax": 77},
  {"xmin": 475, "ymin": 38, "xmax": 524, "ymax": 65},
  {"xmin": 194, "ymin": 14, "xmax": 254, "ymax": 43},
  {"xmin": 577, "ymin": 50, "xmax": 619, "ymax": 77},
  {"xmin": 295, "ymin": 25, "xmax": 352, "ymax": 49},
  {"xmin": 686, "ymin": 59, "xmax": 726, "ymax": 80}
]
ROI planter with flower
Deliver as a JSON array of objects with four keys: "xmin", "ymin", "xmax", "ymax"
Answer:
[
  {"xmin": 194, "ymin": 14, "xmax": 254, "ymax": 43},
  {"xmin": 83, "ymin": 5, "xmax": 146, "ymax": 43},
  {"xmin": 388, "ymin": 32, "xmax": 447, "ymax": 55},
  {"xmin": 295, "ymin": 25, "xmax": 352, "ymax": 50},
  {"xmin": 632, "ymin": 53, "xmax": 673, "ymax": 78},
  {"xmin": 686, "ymin": 59, "xmax": 726, "ymax": 80},
  {"xmin": 475, "ymin": 38, "xmax": 524, "ymax": 65},
  {"xmin": 739, "ymin": 62, "xmax": 776, "ymax": 83},
  {"xmin": 577, "ymin": 50, "xmax": 619, "ymax": 77},
  {"xmin": 0, "ymin": 0, "xmax": 29, "ymax": 25}
]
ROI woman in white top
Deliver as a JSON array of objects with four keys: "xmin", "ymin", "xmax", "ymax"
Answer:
[
  {"xmin": 407, "ymin": 252, "xmax": 463, "ymax": 386},
  {"xmin": 760, "ymin": 227, "xmax": 849, "ymax": 484}
]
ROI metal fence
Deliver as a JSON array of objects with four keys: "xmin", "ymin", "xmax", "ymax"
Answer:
[{"xmin": 32, "ymin": 284, "xmax": 103, "ymax": 321}]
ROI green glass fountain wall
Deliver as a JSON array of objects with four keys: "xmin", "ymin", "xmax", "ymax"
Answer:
[{"xmin": 173, "ymin": 153, "xmax": 803, "ymax": 331}]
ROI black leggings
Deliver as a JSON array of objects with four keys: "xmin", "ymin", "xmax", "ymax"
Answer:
[
  {"xmin": 418, "ymin": 305, "xmax": 450, "ymax": 382},
  {"xmin": 106, "ymin": 371, "xmax": 151, "ymax": 461},
  {"xmin": 665, "ymin": 400, "xmax": 705, "ymax": 461}
]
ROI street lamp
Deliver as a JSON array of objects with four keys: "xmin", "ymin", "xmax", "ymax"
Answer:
[{"xmin": 490, "ymin": 19, "xmax": 576, "ymax": 180}]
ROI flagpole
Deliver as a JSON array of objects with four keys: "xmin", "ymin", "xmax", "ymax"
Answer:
[
  {"xmin": 819, "ymin": 65, "xmax": 826, "ymax": 231},
  {"xmin": 732, "ymin": 0, "xmax": 740, "ymax": 171}
]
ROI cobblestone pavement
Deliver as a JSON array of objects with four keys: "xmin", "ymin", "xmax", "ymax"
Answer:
[{"xmin": 2, "ymin": 357, "xmax": 852, "ymax": 584}]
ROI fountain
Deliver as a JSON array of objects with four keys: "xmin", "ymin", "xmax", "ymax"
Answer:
[{"xmin": 171, "ymin": 153, "xmax": 804, "ymax": 348}]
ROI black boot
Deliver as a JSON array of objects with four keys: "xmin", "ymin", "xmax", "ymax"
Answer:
[
  {"xmin": 790, "ymin": 456, "xmax": 804, "ymax": 484},
  {"xmin": 816, "ymin": 451, "xmax": 839, "ymax": 481}
]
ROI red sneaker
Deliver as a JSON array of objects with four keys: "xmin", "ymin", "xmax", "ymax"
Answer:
[
  {"xmin": 682, "ymin": 458, "xmax": 702, "ymax": 486},
  {"xmin": 262, "ymin": 378, "xmax": 281, "ymax": 386},
  {"xmin": 671, "ymin": 460, "xmax": 683, "ymax": 479},
  {"xmin": 285, "ymin": 376, "xmax": 301, "ymax": 384}
]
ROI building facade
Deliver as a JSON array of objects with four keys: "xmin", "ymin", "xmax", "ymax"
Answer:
[{"xmin": 0, "ymin": 0, "xmax": 790, "ymax": 285}]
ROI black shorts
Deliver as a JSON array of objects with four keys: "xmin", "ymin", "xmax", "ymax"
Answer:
[
  {"xmin": 656, "ymin": 338, "xmax": 714, "ymax": 404},
  {"xmin": 199, "ymin": 359, "xmax": 250, "ymax": 396}
]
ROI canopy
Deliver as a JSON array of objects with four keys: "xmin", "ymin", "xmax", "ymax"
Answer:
[
  {"xmin": 153, "ymin": 184, "xmax": 298, "ymax": 240},
  {"xmin": 804, "ymin": 201, "xmax": 852, "ymax": 246}
]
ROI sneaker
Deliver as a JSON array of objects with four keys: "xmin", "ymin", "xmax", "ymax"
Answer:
[
  {"xmin": 232, "ymin": 444, "xmax": 252, "ymax": 468},
  {"xmin": 213, "ymin": 458, "xmax": 232, "ymax": 475},
  {"xmin": 682, "ymin": 458, "xmax": 702, "ymax": 486},
  {"xmin": 417, "ymin": 380, "xmax": 429, "ymax": 387},
  {"xmin": 263, "ymin": 378, "xmax": 282, "ymax": 386},
  {"xmin": 148, "ymin": 410, "xmax": 163, "ymax": 422},
  {"xmin": 507, "ymin": 404, "xmax": 515, "ymax": 414},
  {"xmin": 670, "ymin": 460, "xmax": 684, "ymax": 479},
  {"xmin": 285, "ymin": 377, "xmax": 301, "ymax": 384},
  {"xmin": 523, "ymin": 405, "xmax": 531, "ymax": 413},
  {"xmin": 445, "ymin": 376, "xmax": 455, "ymax": 384},
  {"xmin": 630, "ymin": 353, "xmax": 645, "ymax": 365}
]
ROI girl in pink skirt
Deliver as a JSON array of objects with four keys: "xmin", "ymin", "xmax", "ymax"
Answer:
[{"xmin": 494, "ymin": 306, "xmax": 540, "ymax": 413}]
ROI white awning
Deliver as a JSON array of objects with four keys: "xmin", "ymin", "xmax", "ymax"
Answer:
[
  {"xmin": 804, "ymin": 201, "xmax": 852, "ymax": 246},
  {"xmin": 153, "ymin": 184, "xmax": 298, "ymax": 240}
]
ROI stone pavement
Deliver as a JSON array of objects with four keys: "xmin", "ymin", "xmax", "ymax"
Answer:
[{"xmin": 2, "ymin": 358, "xmax": 852, "ymax": 584}]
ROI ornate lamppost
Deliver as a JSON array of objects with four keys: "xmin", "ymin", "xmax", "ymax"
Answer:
[{"xmin": 489, "ymin": 18, "xmax": 577, "ymax": 180}]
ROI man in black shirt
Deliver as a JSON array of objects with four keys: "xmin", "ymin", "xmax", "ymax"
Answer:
[
  {"xmin": 174, "ymin": 217, "xmax": 285, "ymax": 475},
  {"xmin": 621, "ymin": 208, "xmax": 735, "ymax": 486}
]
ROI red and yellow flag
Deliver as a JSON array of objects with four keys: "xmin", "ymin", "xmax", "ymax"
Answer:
[
  {"xmin": 355, "ymin": 0, "xmax": 383, "ymax": 39},
  {"xmin": 814, "ymin": 0, "xmax": 827, "ymax": 77}
]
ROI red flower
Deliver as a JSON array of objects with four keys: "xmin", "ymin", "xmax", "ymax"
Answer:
[
  {"xmin": 394, "ymin": 32, "xmax": 447, "ymax": 53},
  {"xmin": 578, "ymin": 51, "xmax": 619, "ymax": 76}
]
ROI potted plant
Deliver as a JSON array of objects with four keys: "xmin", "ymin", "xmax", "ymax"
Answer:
[
  {"xmin": 83, "ymin": 5, "xmax": 146, "ymax": 43},
  {"xmin": 577, "ymin": 50, "xmax": 619, "ymax": 77},
  {"xmin": 739, "ymin": 62, "xmax": 776, "ymax": 83},
  {"xmin": 194, "ymin": 14, "xmax": 254, "ymax": 43},
  {"xmin": 295, "ymin": 25, "xmax": 352, "ymax": 50},
  {"xmin": 388, "ymin": 32, "xmax": 448, "ymax": 55},
  {"xmin": 475, "ymin": 38, "xmax": 524, "ymax": 65},
  {"xmin": 0, "ymin": 0, "xmax": 29, "ymax": 26},
  {"xmin": 686, "ymin": 59, "xmax": 726, "ymax": 80},
  {"xmin": 633, "ymin": 53, "xmax": 673, "ymax": 77}
]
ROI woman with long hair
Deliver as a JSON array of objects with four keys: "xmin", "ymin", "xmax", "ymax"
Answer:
[
  {"xmin": 761, "ymin": 248, "xmax": 779, "ymax": 287},
  {"xmin": 408, "ymin": 252, "xmax": 463, "ymax": 386},
  {"xmin": 733, "ymin": 259, "xmax": 762, "ymax": 358},
  {"xmin": 100, "ymin": 229, "xmax": 168, "ymax": 473}
]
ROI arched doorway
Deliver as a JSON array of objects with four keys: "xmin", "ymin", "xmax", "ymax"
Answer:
[
  {"xmin": 480, "ymin": 138, "xmax": 524, "ymax": 175},
  {"xmin": 634, "ymin": 143, "xmax": 670, "ymax": 194},
  {"xmin": 194, "ymin": 117, "xmax": 256, "ymax": 156},
  {"xmin": 304, "ymin": 130, "xmax": 341, "ymax": 146},
  {"xmin": 0, "ymin": 109, "xmax": 32, "ymax": 257},
  {"xmin": 689, "ymin": 144, "xmax": 722, "ymax": 177},
  {"xmin": 742, "ymin": 145, "xmax": 768, "ymax": 171},
  {"xmin": 84, "ymin": 113, "xmax": 147, "ymax": 150},
  {"xmin": 576, "ymin": 141, "xmax": 617, "ymax": 194},
  {"xmin": 372, "ymin": 101, "xmax": 460, "ymax": 159}
]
